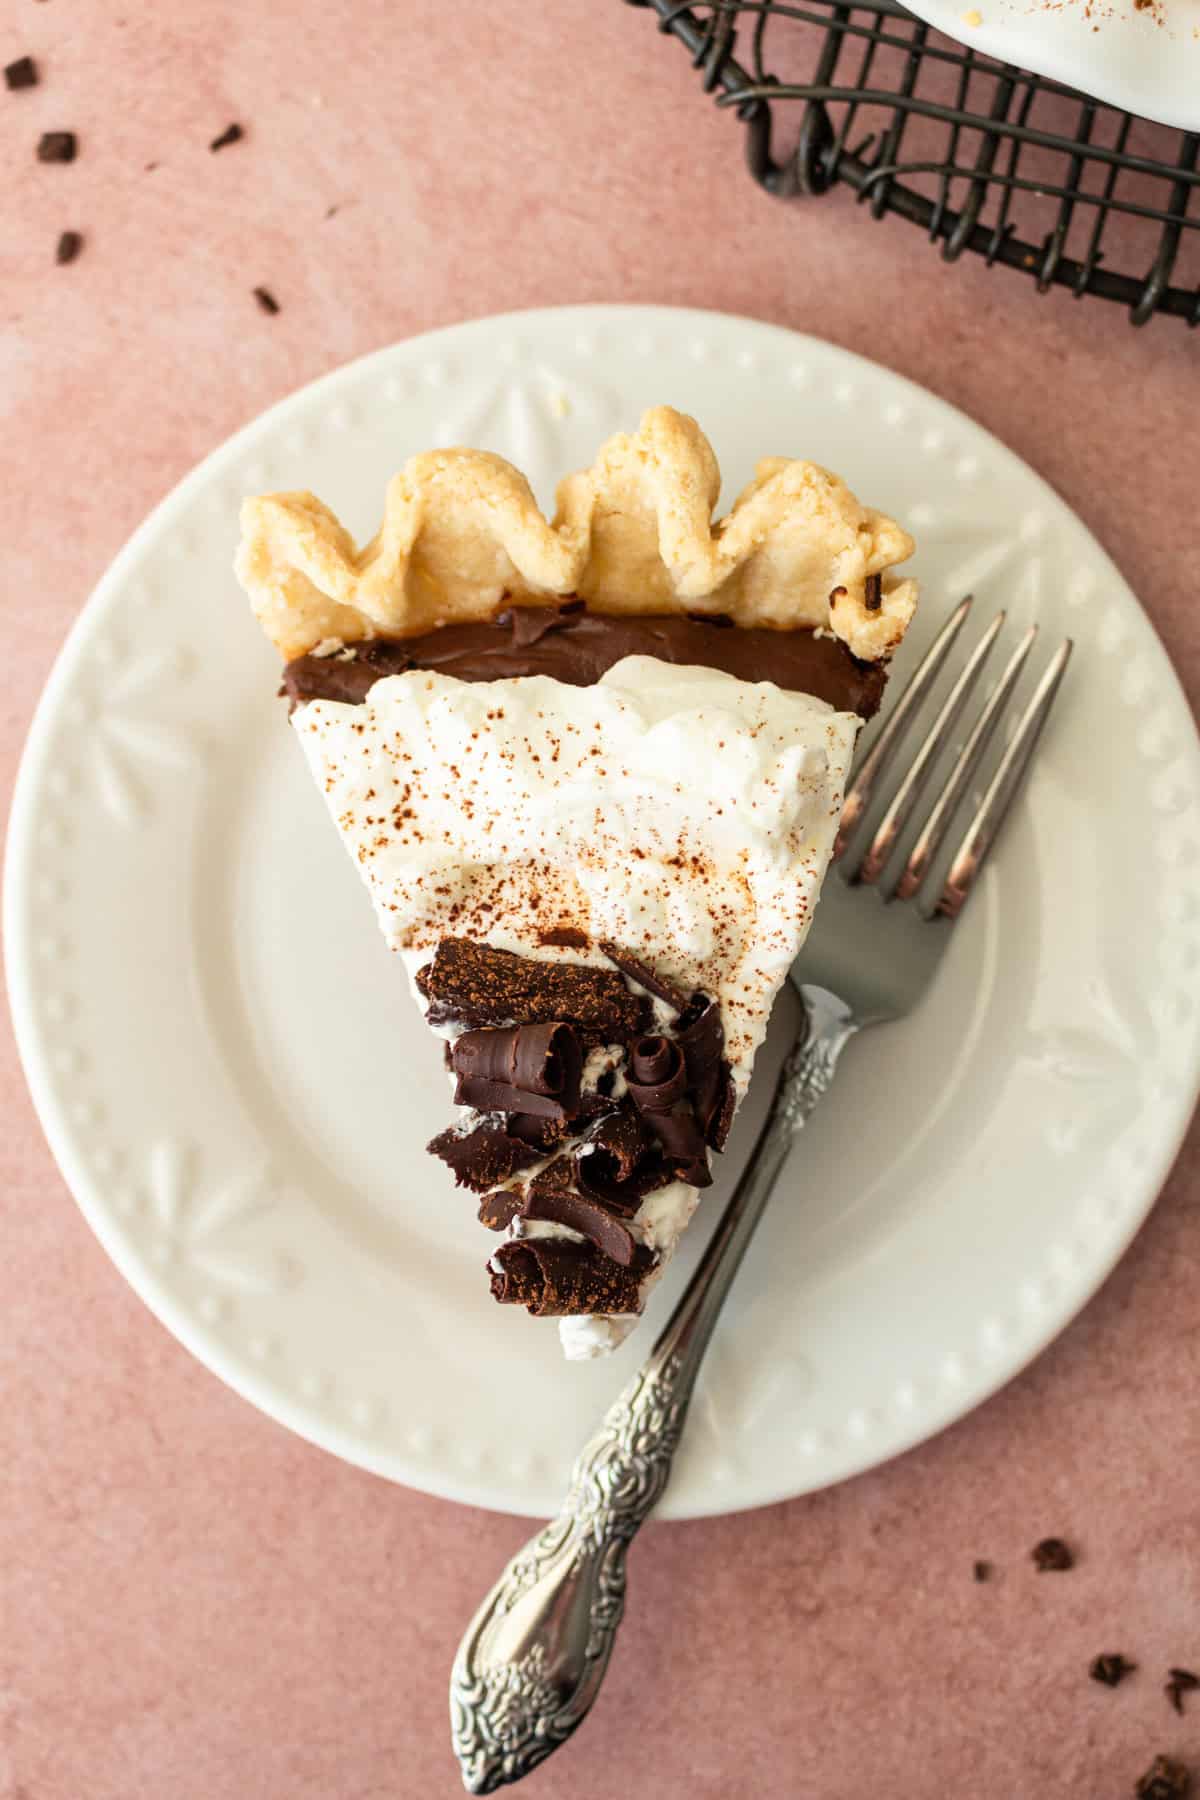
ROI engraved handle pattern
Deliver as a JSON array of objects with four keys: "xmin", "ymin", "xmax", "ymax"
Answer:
[{"xmin": 450, "ymin": 987, "xmax": 857, "ymax": 1793}]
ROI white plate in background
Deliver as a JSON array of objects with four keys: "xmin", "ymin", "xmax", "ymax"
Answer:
[{"xmin": 7, "ymin": 305, "xmax": 1200, "ymax": 1518}]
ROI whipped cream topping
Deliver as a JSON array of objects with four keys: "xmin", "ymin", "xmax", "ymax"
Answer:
[
  {"xmin": 292, "ymin": 656, "xmax": 857, "ymax": 1357},
  {"xmin": 294, "ymin": 656, "xmax": 856, "ymax": 1080}
]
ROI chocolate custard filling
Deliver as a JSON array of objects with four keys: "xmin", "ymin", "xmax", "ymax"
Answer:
[{"xmin": 282, "ymin": 601, "xmax": 887, "ymax": 718}]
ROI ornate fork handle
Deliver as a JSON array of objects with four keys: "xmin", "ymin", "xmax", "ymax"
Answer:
[{"xmin": 450, "ymin": 987, "xmax": 858, "ymax": 1794}]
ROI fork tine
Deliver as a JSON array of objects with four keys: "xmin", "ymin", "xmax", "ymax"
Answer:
[
  {"xmin": 833, "ymin": 595, "xmax": 973, "ymax": 861},
  {"xmin": 853, "ymin": 610, "xmax": 1006, "ymax": 886},
  {"xmin": 893, "ymin": 623, "xmax": 1038, "ymax": 900},
  {"xmin": 936, "ymin": 638, "xmax": 1074, "ymax": 919}
]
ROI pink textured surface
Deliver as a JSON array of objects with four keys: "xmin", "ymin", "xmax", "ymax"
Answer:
[{"xmin": 2, "ymin": 4, "xmax": 1199, "ymax": 1797}]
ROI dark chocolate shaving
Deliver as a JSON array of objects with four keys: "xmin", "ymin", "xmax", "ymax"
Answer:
[
  {"xmin": 538, "ymin": 926, "xmax": 588, "ymax": 949},
  {"xmin": 505, "ymin": 1113, "xmax": 572, "ymax": 1152},
  {"xmin": 450, "ymin": 1021, "xmax": 583, "ymax": 1120},
  {"xmin": 708, "ymin": 1069, "xmax": 737, "ymax": 1153},
  {"xmin": 864, "ymin": 573, "xmax": 883, "ymax": 612},
  {"xmin": 55, "ymin": 230, "xmax": 83, "ymax": 266},
  {"xmin": 575, "ymin": 1107, "xmax": 669, "ymax": 1212},
  {"xmin": 417, "ymin": 939, "xmax": 646, "ymax": 1037},
  {"xmin": 478, "ymin": 1190, "xmax": 523, "ymax": 1232},
  {"xmin": 427, "ymin": 1122, "xmax": 540, "ymax": 1193},
  {"xmin": 209, "ymin": 122, "xmax": 244, "ymax": 151},
  {"xmin": 599, "ymin": 942, "xmax": 688, "ymax": 1012},
  {"xmin": 489, "ymin": 1238, "xmax": 653, "ymax": 1317},
  {"xmin": 253, "ymin": 285, "xmax": 280, "ymax": 315},
  {"xmin": 675, "ymin": 992, "xmax": 734, "ymax": 1149},
  {"xmin": 625, "ymin": 1035, "xmax": 710, "ymax": 1184},
  {"xmin": 522, "ymin": 1160, "xmax": 638, "ymax": 1266}
]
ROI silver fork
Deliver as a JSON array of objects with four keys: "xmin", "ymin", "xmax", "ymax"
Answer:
[{"xmin": 449, "ymin": 598, "xmax": 1073, "ymax": 1795}]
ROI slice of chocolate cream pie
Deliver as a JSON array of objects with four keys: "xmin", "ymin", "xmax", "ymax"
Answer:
[{"xmin": 236, "ymin": 406, "xmax": 917, "ymax": 1358}]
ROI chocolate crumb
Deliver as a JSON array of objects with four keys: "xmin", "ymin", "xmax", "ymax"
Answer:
[
  {"xmin": 864, "ymin": 573, "xmax": 883, "ymax": 612},
  {"xmin": 1166, "ymin": 1670, "xmax": 1200, "ymax": 1715},
  {"xmin": 209, "ymin": 121, "xmax": 243, "ymax": 152},
  {"xmin": 5, "ymin": 55, "xmax": 38, "ymax": 90},
  {"xmin": 55, "ymin": 229, "xmax": 83, "ymax": 265},
  {"xmin": 1135, "ymin": 1754, "xmax": 1191, "ymax": 1799},
  {"xmin": 972, "ymin": 1560, "xmax": 991, "ymax": 1583},
  {"xmin": 37, "ymin": 130, "xmax": 77, "ymax": 164},
  {"xmin": 1090, "ymin": 1653, "xmax": 1136, "ymax": 1687},
  {"xmin": 252, "ymin": 285, "xmax": 279, "ymax": 315},
  {"xmin": 1032, "ymin": 1537, "xmax": 1074, "ymax": 1572}
]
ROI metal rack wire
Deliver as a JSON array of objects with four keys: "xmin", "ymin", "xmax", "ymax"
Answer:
[{"xmin": 628, "ymin": 0, "xmax": 1200, "ymax": 324}]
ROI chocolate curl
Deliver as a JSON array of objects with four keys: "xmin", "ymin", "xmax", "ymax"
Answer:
[
  {"xmin": 478, "ymin": 1189, "xmax": 523, "ymax": 1232},
  {"xmin": 574, "ymin": 1108, "xmax": 669, "ymax": 1213},
  {"xmin": 427, "ymin": 1122, "xmax": 541, "ymax": 1192},
  {"xmin": 506, "ymin": 1091, "xmax": 617, "ymax": 1154},
  {"xmin": 676, "ymin": 993, "xmax": 736, "ymax": 1151},
  {"xmin": 627, "ymin": 1034, "xmax": 687, "ymax": 1107},
  {"xmin": 625, "ymin": 1035, "xmax": 711, "ymax": 1187},
  {"xmin": 489, "ymin": 1239, "xmax": 653, "ymax": 1317},
  {"xmin": 505, "ymin": 1113, "xmax": 571, "ymax": 1153},
  {"xmin": 450, "ymin": 1021, "xmax": 582, "ymax": 1119},
  {"xmin": 417, "ymin": 938, "xmax": 647, "ymax": 1035},
  {"xmin": 521, "ymin": 1160, "xmax": 638, "ymax": 1267},
  {"xmin": 598, "ymin": 942, "xmax": 689, "ymax": 1012}
]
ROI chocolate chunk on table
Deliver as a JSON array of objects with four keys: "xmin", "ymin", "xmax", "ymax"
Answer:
[
  {"xmin": 1090, "ymin": 1653, "xmax": 1136, "ymax": 1687},
  {"xmin": 5, "ymin": 56, "xmax": 38, "ymax": 91},
  {"xmin": 1135, "ymin": 1755, "xmax": 1191, "ymax": 1800},
  {"xmin": 1166, "ymin": 1669, "xmax": 1200, "ymax": 1715},
  {"xmin": 1031, "ymin": 1537, "xmax": 1074, "ymax": 1572},
  {"xmin": 37, "ymin": 130, "xmax": 77, "ymax": 163}
]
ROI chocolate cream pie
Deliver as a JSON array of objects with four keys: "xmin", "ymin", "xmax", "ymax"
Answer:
[{"xmin": 236, "ymin": 406, "xmax": 917, "ymax": 1358}]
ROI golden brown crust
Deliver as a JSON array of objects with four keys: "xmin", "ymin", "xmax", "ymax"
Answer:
[{"xmin": 236, "ymin": 405, "xmax": 916, "ymax": 663}]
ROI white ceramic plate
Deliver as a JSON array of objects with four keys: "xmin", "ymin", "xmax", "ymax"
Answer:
[
  {"xmin": 901, "ymin": 0, "xmax": 1200, "ymax": 133},
  {"xmin": 8, "ymin": 306, "xmax": 1200, "ymax": 1520}
]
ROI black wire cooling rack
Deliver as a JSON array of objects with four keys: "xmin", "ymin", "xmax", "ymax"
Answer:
[{"xmin": 628, "ymin": 0, "xmax": 1200, "ymax": 324}]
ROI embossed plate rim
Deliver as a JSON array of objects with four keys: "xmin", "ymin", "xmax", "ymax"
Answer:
[{"xmin": 7, "ymin": 305, "xmax": 1200, "ymax": 1518}]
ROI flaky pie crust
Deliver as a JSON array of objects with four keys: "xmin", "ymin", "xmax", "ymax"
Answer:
[{"xmin": 236, "ymin": 405, "xmax": 916, "ymax": 663}]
